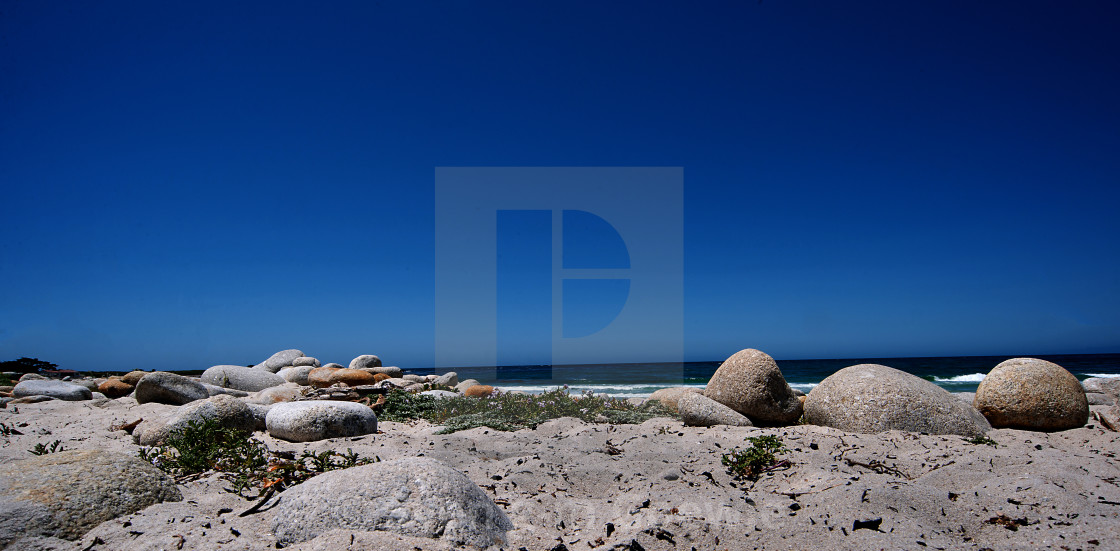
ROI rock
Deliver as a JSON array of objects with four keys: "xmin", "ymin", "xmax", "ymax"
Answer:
[
  {"xmin": 18, "ymin": 373, "xmax": 47, "ymax": 382},
  {"xmin": 1098, "ymin": 404, "xmax": 1120, "ymax": 432},
  {"xmin": 266, "ymin": 401, "xmax": 378, "ymax": 442},
  {"xmin": 403, "ymin": 383, "xmax": 424, "ymax": 393},
  {"xmin": 1082, "ymin": 377, "xmax": 1120, "ymax": 399},
  {"xmin": 256, "ymin": 349, "xmax": 305, "ymax": 373},
  {"xmin": 0, "ymin": 450, "xmax": 181, "ymax": 546},
  {"xmin": 292, "ymin": 356, "xmax": 320, "ymax": 367},
  {"xmin": 463, "ymin": 385, "xmax": 495, "ymax": 397},
  {"xmin": 247, "ymin": 383, "xmax": 304, "ymax": 404},
  {"xmin": 372, "ymin": 373, "xmax": 391, "ymax": 383},
  {"xmin": 9, "ymin": 395, "xmax": 54, "ymax": 404},
  {"xmin": 421, "ymin": 390, "xmax": 459, "ymax": 399},
  {"xmin": 119, "ymin": 371, "xmax": 148, "ymax": 385},
  {"xmin": 308, "ymin": 367, "xmax": 378, "ymax": 388},
  {"xmin": 133, "ymin": 372, "xmax": 209, "ymax": 405},
  {"xmin": 321, "ymin": 363, "xmax": 344, "ymax": 369},
  {"xmin": 201, "ymin": 365, "xmax": 285, "ymax": 392},
  {"xmin": 1087, "ymin": 392, "xmax": 1114, "ymax": 406},
  {"xmin": 649, "ymin": 387, "xmax": 703, "ymax": 412},
  {"xmin": 349, "ymin": 355, "xmax": 382, "ymax": 369},
  {"xmin": 12, "ymin": 380, "xmax": 92, "ymax": 401},
  {"xmin": 382, "ymin": 377, "xmax": 410, "ymax": 388},
  {"xmin": 70, "ymin": 379, "xmax": 99, "ymax": 392},
  {"xmin": 201, "ymin": 383, "xmax": 249, "ymax": 398},
  {"xmin": 97, "ymin": 378, "xmax": 133, "ymax": 399},
  {"xmin": 246, "ymin": 403, "xmax": 272, "ymax": 431},
  {"xmin": 455, "ymin": 379, "xmax": 481, "ymax": 393},
  {"xmin": 955, "ymin": 392, "xmax": 977, "ymax": 403},
  {"xmin": 424, "ymin": 374, "xmax": 439, "ymax": 382},
  {"xmin": 974, "ymin": 358, "xmax": 1089, "ymax": 431},
  {"xmin": 370, "ymin": 365, "xmax": 403, "ymax": 377},
  {"xmin": 804, "ymin": 364, "xmax": 991, "ymax": 437},
  {"xmin": 134, "ymin": 394, "xmax": 258, "ymax": 446},
  {"xmin": 270, "ymin": 457, "xmax": 512, "ymax": 547},
  {"xmin": 704, "ymin": 349, "xmax": 803, "ymax": 425},
  {"xmin": 279, "ymin": 365, "xmax": 315, "ymax": 385},
  {"xmin": 402, "ymin": 374, "xmax": 425, "ymax": 383},
  {"xmin": 433, "ymin": 372, "xmax": 459, "ymax": 387},
  {"xmin": 678, "ymin": 392, "xmax": 754, "ymax": 427}
]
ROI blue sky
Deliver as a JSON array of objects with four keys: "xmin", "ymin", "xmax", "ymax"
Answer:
[{"xmin": 2, "ymin": 1, "xmax": 1118, "ymax": 371}]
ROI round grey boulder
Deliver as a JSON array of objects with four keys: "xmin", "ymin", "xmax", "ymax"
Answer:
[
  {"xmin": 349, "ymin": 354, "xmax": 382, "ymax": 369},
  {"xmin": 270, "ymin": 457, "xmax": 513, "ymax": 547},
  {"xmin": 292, "ymin": 356, "xmax": 321, "ymax": 367},
  {"xmin": 678, "ymin": 392, "xmax": 754, "ymax": 427},
  {"xmin": 974, "ymin": 358, "xmax": 1089, "ymax": 431},
  {"xmin": 12, "ymin": 380, "xmax": 92, "ymax": 401},
  {"xmin": 370, "ymin": 365, "xmax": 403, "ymax": 377},
  {"xmin": 266, "ymin": 400, "xmax": 378, "ymax": 442},
  {"xmin": 256, "ymin": 349, "xmax": 305, "ymax": 373},
  {"xmin": 433, "ymin": 371, "xmax": 459, "ymax": 387},
  {"xmin": 134, "ymin": 394, "xmax": 258, "ymax": 446},
  {"xmin": 134, "ymin": 372, "xmax": 209, "ymax": 405},
  {"xmin": 703, "ymin": 348, "xmax": 803, "ymax": 425},
  {"xmin": 278, "ymin": 365, "xmax": 315, "ymax": 386},
  {"xmin": 649, "ymin": 387, "xmax": 703, "ymax": 413},
  {"xmin": 804, "ymin": 364, "xmax": 991, "ymax": 437},
  {"xmin": 321, "ymin": 363, "xmax": 345, "ymax": 369},
  {"xmin": 202, "ymin": 365, "xmax": 285, "ymax": 392},
  {"xmin": 0, "ymin": 450, "xmax": 181, "ymax": 547},
  {"xmin": 455, "ymin": 379, "xmax": 481, "ymax": 393}
]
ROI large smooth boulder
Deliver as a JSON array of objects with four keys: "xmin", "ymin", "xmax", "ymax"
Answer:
[
  {"xmin": 134, "ymin": 372, "xmax": 209, "ymax": 405},
  {"xmin": 433, "ymin": 371, "xmax": 459, "ymax": 387},
  {"xmin": 678, "ymin": 392, "xmax": 754, "ymax": 427},
  {"xmin": 804, "ymin": 364, "xmax": 991, "ymax": 437},
  {"xmin": 703, "ymin": 349, "xmax": 803, "ymax": 425},
  {"xmin": 463, "ymin": 385, "xmax": 495, "ymax": 397},
  {"xmin": 278, "ymin": 365, "xmax": 315, "ymax": 386},
  {"xmin": 974, "ymin": 358, "xmax": 1089, "ymax": 431},
  {"xmin": 202, "ymin": 365, "xmax": 285, "ymax": 392},
  {"xmin": 292, "ymin": 356, "xmax": 321, "ymax": 368},
  {"xmin": 370, "ymin": 365, "xmax": 403, "ymax": 377},
  {"xmin": 12, "ymin": 380, "xmax": 92, "ymax": 401},
  {"xmin": 649, "ymin": 387, "xmax": 703, "ymax": 413},
  {"xmin": 0, "ymin": 450, "xmax": 181, "ymax": 547},
  {"xmin": 119, "ymin": 370, "xmax": 148, "ymax": 385},
  {"xmin": 201, "ymin": 383, "xmax": 249, "ymax": 398},
  {"xmin": 266, "ymin": 401, "xmax": 378, "ymax": 442},
  {"xmin": 455, "ymin": 379, "xmax": 480, "ymax": 393},
  {"xmin": 270, "ymin": 457, "xmax": 513, "ymax": 547},
  {"xmin": 256, "ymin": 349, "xmax": 305, "ymax": 373},
  {"xmin": 349, "ymin": 354, "xmax": 382, "ymax": 369},
  {"xmin": 308, "ymin": 367, "xmax": 378, "ymax": 388},
  {"xmin": 1083, "ymin": 377, "xmax": 1120, "ymax": 402},
  {"xmin": 247, "ymin": 383, "xmax": 304, "ymax": 405},
  {"xmin": 134, "ymin": 394, "xmax": 258, "ymax": 446},
  {"xmin": 97, "ymin": 378, "xmax": 133, "ymax": 399}
]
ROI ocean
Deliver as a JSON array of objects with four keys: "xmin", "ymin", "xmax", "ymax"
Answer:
[{"xmin": 423, "ymin": 353, "xmax": 1120, "ymax": 399}]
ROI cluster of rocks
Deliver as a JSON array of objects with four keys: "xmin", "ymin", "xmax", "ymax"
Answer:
[{"xmin": 652, "ymin": 349, "xmax": 1108, "ymax": 437}]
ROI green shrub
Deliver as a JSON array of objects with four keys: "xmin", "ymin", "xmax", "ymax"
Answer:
[
  {"xmin": 722, "ymin": 435, "xmax": 790, "ymax": 481},
  {"xmin": 29, "ymin": 440, "xmax": 64, "ymax": 455},
  {"xmin": 965, "ymin": 435, "xmax": 999, "ymax": 447}
]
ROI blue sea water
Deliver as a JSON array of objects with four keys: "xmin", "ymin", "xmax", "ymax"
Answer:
[{"xmin": 420, "ymin": 353, "xmax": 1120, "ymax": 398}]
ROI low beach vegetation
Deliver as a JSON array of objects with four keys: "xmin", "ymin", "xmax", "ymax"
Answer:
[
  {"xmin": 721, "ymin": 434, "xmax": 791, "ymax": 481},
  {"xmin": 28, "ymin": 440, "xmax": 65, "ymax": 455},
  {"xmin": 378, "ymin": 386, "xmax": 678, "ymax": 433}
]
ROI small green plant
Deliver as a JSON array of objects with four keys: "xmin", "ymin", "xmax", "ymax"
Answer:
[
  {"xmin": 0, "ymin": 422, "xmax": 22, "ymax": 437},
  {"xmin": 966, "ymin": 435, "xmax": 999, "ymax": 447},
  {"xmin": 722, "ymin": 435, "xmax": 790, "ymax": 481},
  {"xmin": 29, "ymin": 440, "xmax": 64, "ymax": 455}
]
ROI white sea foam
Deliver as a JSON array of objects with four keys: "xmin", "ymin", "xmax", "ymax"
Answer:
[
  {"xmin": 1083, "ymin": 373, "xmax": 1120, "ymax": 378},
  {"xmin": 789, "ymin": 383, "xmax": 818, "ymax": 392},
  {"xmin": 932, "ymin": 373, "xmax": 986, "ymax": 383}
]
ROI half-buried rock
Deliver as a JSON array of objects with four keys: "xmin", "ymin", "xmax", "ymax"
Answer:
[
  {"xmin": 649, "ymin": 387, "xmax": 703, "ymax": 413},
  {"xmin": 202, "ymin": 365, "xmax": 285, "ymax": 393},
  {"xmin": 704, "ymin": 348, "xmax": 802, "ymax": 425},
  {"xmin": 0, "ymin": 450, "xmax": 181, "ymax": 548},
  {"xmin": 974, "ymin": 357, "xmax": 1089, "ymax": 431},
  {"xmin": 134, "ymin": 394, "xmax": 258, "ymax": 446},
  {"xmin": 804, "ymin": 364, "xmax": 991, "ymax": 437},
  {"xmin": 12, "ymin": 379, "xmax": 92, "ymax": 401},
  {"xmin": 266, "ymin": 400, "xmax": 378, "ymax": 442},
  {"xmin": 270, "ymin": 457, "xmax": 513, "ymax": 547},
  {"xmin": 134, "ymin": 372, "xmax": 209, "ymax": 405},
  {"xmin": 678, "ymin": 392, "xmax": 753, "ymax": 427}
]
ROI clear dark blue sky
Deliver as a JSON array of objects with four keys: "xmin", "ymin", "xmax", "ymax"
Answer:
[{"xmin": 2, "ymin": 1, "xmax": 1118, "ymax": 371}]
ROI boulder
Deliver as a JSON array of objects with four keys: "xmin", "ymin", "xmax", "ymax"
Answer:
[
  {"xmin": 119, "ymin": 370, "xmax": 148, "ymax": 385},
  {"xmin": 246, "ymin": 403, "xmax": 272, "ymax": 431},
  {"xmin": 1087, "ymin": 392, "xmax": 1114, "ymax": 406},
  {"xmin": 321, "ymin": 363, "xmax": 345, "ymax": 369},
  {"xmin": 278, "ymin": 365, "xmax": 314, "ymax": 386},
  {"xmin": 266, "ymin": 401, "xmax": 378, "ymax": 442},
  {"xmin": 0, "ymin": 450, "xmax": 181, "ymax": 546},
  {"xmin": 455, "ymin": 379, "xmax": 481, "ymax": 393},
  {"xmin": 12, "ymin": 380, "xmax": 92, "ymax": 401},
  {"xmin": 420, "ymin": 390, "xmax": 459, "ymax": 400},
  {"xmin": 804, "ymin": 364, "xmax": 991, "ymax": 437},
  {"xmin": 649, "ymin": 387, "xmax": 703, "ymax": 412},
  {"xmin": 678, "ymin": 392, "xmax": 754, "ymax": 427},
  {"xmin": 308, "ymin": 367, "xmax": 378, "ymax": 388},
  {"xmin": 134, "ymin": 394, "xmax": 258, "ymax": 446},
  {"xmin": 370, "ymin": 365, "xmax": 403, "ymax": 377},
  {"xmin": 402, "ymin": 374, "xmax": 425, "ymax": 383},
  {"xmin": 463, "ymin": 385, "xmax": 495, "ymax": 397},
  {"xmin": 270, "ymin": 457, "xmax": 513, "ymax": 547},
  {"xmin": 703, "ymin": 349, "xmax": 803, "ymax": 425},
  {"xmin": 433, "ymin": 372, "xmax": 459, "ymax": 387},
  {"xmin": 372, "ymin": 372, "xmax": 391, "ymax": 383},
  {"xmin": 1082, "ymin": 377, "xmax": 1120, "ymax": 400},
  {"xmin": 349, "ymin": 355, "xmax": 382, "ymax": 369},
  {"xmin": 974, "ymin": 358, "xmax": 1089, "ymax": 431},
  {"xmin": 201, "ymin": 383, "xmax": 249, "ymax": 398},
  {"xmin": 97, "ymin": 378, "xmax": 133, "ymax": 399},
  {"xmin": 70, "ymin": 379, "xmax": 99, "ymax": 392},
  {"xmin": 292, "ymin": 356, "xmax": 321, "ymax": 368},
  {"xmin": 18, "ymin": 373, "xmax": 47, "ymax": 382},
  {"xmin": 202, "ymin": 365, "xmax": 285, "ymax": 392},
  {"xmin": 133, "ymin": 372, "xmax": 208, "ymax": 405},
  {"xmin": 247, "ymin": 383, "xmax": 304, "ymax": 404},
  {"xmin": 256, "ymin": 349, "xmax": 305, "ymax": 373}
]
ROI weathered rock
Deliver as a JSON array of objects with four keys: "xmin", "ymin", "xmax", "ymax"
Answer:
[
  {"xmin": 278, "ymin": 365, "xmax": 315, "ymax": 386},
  {"xmin": 370, "ymin": 365, "xmax": 403, "ymax": 377},
  {"xmin": 349, "ymin": 355, "xmax": 382, "ymax": 369},
  {"xmin": 402, "ymin": 374, "xmax": 425, "ymax": 383},
  {"xmin": 464, "ymin": 385, "xmax": 495, "ymax": 397},
  {"xmin": 1082, "ymin": 377, "xmax": 1120, "ymax": 399},
  {"xmin": 134, "ymin": 394, "xmax": 258, "ymax": 446},
  {"xmin": 321, "ymin": 363, "xmax": 344, "ymax": 369},
  {"xmin": 1087, "ymin": 392, "xmax": 1114, "ymax": 406},
  {"xmin": 246, "ymin": 403, "xmax": 272, "ymax": 431},
  {"xmin": 455, "ymin": 379, "xmax": 481, "ymax": 393},
  {"xmin": 201, "ymin": 383, "xmax": 249, "ymax": 398},
  {"xmin": 12, "ymin": 380, "xmax": 92, "ymax": 401},
  {"xmin": 256, "ymin": 349, "xmax": 305, "ymax": 373},
  {"xmin": 955, "ymin": 392, "xmax": 977, "ymax": 403},
  {"xmin": 649, "ymin": 387, "xmax": 703, "ymax": 412},
  {"xmin": 133, "ymin": 372, "xmax": 208, "ymax": 405},
  {"xmin": 307, "ymin": 366, "xmax": 339, "ymax": 387},
  {"xmin": 18, "ymin": 373, "xmax": 47, "ymax": 382},
  {"xmin": 678, "ymin": 392, "xmax": 754, "ymax": 427},
  {"xmin": 433, "ymin": 372, "xmax": 459, "ymax": 387},
  {"xmin": 974, "ymin": 358, "xmax": 1089, "ymax": 431},
  {"xmin": 703, "ymin": 349, "xmax": 803, "ymax": 425},
  {"xmin": 201, "ymin": 365, "xmax": 285, "ymax": 393},
  {"xmin": 97, "ymin": 378, "xmax": 133, "ymax": 399},
  {"xmin": 247, "ymin": 383, "xmax": 304, "ymax": 405},
  {"xmin": 292, "ymin": 356, "xmax": 320, "ymax": 368},
  {"xmin": 804, "ymin": 364, "xmax": 991, "ymax": 437},
  {"xmin": 403, "ymin": 383, "xmax": 424, "ymax": 393},
  {"xmin": 270, "ymin": 457, "xmax": 512, "ymax": 547},
  {"xmin": 119, "ymin": 370, "xmax": 148, "ymax": 385},
  {"xmin": 420, "ymin": 390, "xmax": 459, "ymax": 399},
  {"xmin": 266, "ymin": 400, "xmax": 378, "ymax": 442},
  {"xmin": 0, "ymin": 450, "xmax": 181, "ymax": 546},
  {"xmin": 372, "ymin": 373, "xmax": 391, "ymax": 383},
  {"xmin": 308, "ymin": 367, "xmax": 377, "ymax": 388},
  {"xmin": 70, "ymin": 379, "xmax": 99, "ymax": 392}
]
